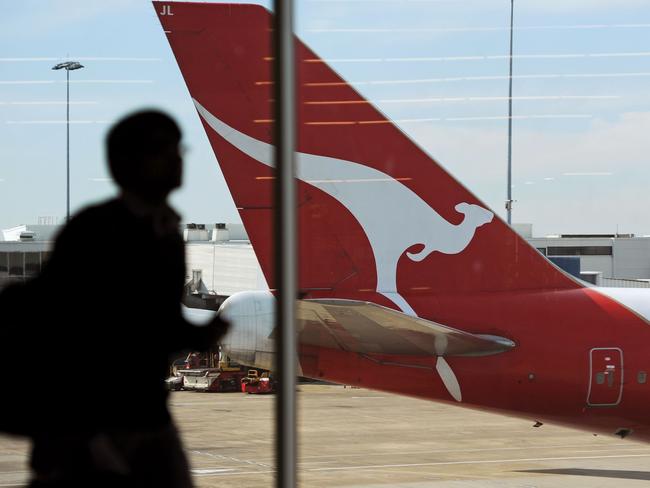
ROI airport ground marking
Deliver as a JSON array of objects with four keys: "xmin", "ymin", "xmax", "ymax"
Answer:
[
  {"xmin": 190, "ymin": 450, "xmax": 272, "ymax": 468},
  {"xmin": 308, "ymin": 453, "xmax": 650, "ymax": 471},
  {"xmin": 271, "ymin": 442, "xmax": 641, "ymax": 461}
]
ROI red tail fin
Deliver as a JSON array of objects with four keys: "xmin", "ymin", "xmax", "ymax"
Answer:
[{"xmin": 154, "ymin": 2, "xmax": 579, "ymax": 318}]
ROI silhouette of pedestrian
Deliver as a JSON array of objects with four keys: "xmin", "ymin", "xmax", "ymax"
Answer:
[{"xmin": 0, "ymin": 110, "xmax": 228, "ymax": 487}]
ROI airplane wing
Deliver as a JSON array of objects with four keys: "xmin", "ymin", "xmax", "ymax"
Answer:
[{"xmin": 298, "ymin": 299, "xmax": 514, "ymax": 357}]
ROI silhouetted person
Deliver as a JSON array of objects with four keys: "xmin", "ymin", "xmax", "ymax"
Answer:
[{"xmin": 0, "ymin": 110, "xmax": 228, "ymax": 487}]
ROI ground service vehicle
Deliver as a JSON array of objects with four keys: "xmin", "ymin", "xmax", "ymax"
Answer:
[
  {"xmin": 241, "ymin": 369, "xmax": 275, "ymax": 394},
  {"xmin": 182, "ymin": 367, "xmax": 245, "ymax": 392}
]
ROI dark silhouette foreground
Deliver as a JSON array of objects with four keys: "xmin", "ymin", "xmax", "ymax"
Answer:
[{"xmin": 0, "ymin": 110, "xmax": 228, "ymax": 487}]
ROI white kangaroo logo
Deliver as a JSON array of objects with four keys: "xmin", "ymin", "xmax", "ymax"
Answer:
[
  {"xmin": 194, "ymin": 99, "xmax": 493, "ymax": 314},
  {"xmin": 195, "ymin": 99, "xmax": 494, "ymax": 402}
]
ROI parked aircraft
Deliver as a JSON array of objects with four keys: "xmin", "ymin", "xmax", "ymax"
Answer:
[{"xmin": 155, "ymin": 1, "xmax": 650, "ymax": 441}]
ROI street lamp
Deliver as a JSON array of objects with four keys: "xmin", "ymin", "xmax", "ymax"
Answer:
[{"xmin": 52, "ymin": 61, "xmax": 84, "ymax": 222}]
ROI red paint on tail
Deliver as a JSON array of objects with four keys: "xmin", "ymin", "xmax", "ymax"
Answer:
[{"xmin": 155, "ymin": 2, "xmax": 578, "ymax": 320}]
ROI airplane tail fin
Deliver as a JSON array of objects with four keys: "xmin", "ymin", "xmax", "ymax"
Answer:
[{"xmin": 154, "ymin": 2, "xmax": 580, "ymax": 318}]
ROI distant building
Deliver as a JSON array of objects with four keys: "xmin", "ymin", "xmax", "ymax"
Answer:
[
  {"xmin": 183, "ymin": 223, "xmax": 268, "ymax": 310},
  {"xmin": 518, "ymin": 224, "xmax": 650, "ymax": 288},
  {"xmin": 0, "ymin": 224, "xmax": 57, "ymax": 289},
  {"xmin": 2, "ymin": 221, "xmax": 650, "ymax": 294}
]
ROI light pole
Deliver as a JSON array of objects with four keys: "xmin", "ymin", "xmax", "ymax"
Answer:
[
  {"xmin": 506, "ymin": 0, "xmax": 515, "ymax": 225},
  {"xmin": 52, "ymin": 61, "xmax": 84, "ymax": 222}
]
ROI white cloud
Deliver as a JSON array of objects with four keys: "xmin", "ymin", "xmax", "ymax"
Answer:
[
  {"xmin": 1, "ymin": 0, "xmax": 144, "ymax": 38},
  {"xmin": 305, "ymin": 0, "xmax": 650, "ymax": 14},
  {"xmin": 562, "ymin": 172, "xmax": 613, "ymax": 176},
  {"xmin": 408, "ymin": 111, "xmax": 650, "ymax": 182},
  {"xmin": 404, "ymin": 111, "xmax": 650, "ymax": 234},
  {"xmin": 517, "ymin": 0, "xmax": 650, "ymax": 13},
  {"xmin": 515, "ymin": 112, "xmax": 650, "ymax": 175}
]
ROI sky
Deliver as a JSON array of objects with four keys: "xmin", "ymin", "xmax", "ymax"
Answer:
[{"xmin": 1, "ymin": 0, "xmax": 650, "ymax": 237}]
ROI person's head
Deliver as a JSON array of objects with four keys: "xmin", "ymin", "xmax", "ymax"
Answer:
[{"xmin": 107, "ymin": 110, "xmax": 183, "ymax": 203}]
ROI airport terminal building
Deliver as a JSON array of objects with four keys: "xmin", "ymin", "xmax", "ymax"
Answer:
[
  {"xmin": 2, "ymin": 222, "xmax": 650, "ymax": 293},
  {"xmin": 0, "ymin": 223, "xmax": 268, "ymax": 302}
]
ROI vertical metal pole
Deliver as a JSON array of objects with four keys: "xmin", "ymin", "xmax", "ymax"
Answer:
[
  {"xmin": 506, "ymin": 0, "xmax": 514, "ymax": 225},
  {"xmin": 66, "ymin": 68, "xmax": 70, "ymax": 222},
  {"xmin": 272, "ymin": 0, "xmax": 297, "ymax": 487}
]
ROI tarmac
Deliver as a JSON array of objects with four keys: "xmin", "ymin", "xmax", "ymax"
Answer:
[{"xmin": 2, "ymin": 384, "xmax": 650, "ymax": 487}]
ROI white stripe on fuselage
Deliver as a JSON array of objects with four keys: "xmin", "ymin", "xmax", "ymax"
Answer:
[{"xmin": 594, "ymin": 287, "xmax": 650, "ymax": 323}]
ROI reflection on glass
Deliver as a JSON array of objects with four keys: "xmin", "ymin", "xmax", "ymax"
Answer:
[
  {"xmin": 24, "ymin": 252, "xmax": 40, "ymax": 276},
  {"xmin": 0, "ymin": 253, "xmax": 8, "ymax": 276},
  {"xmin": 2, "ymin": 0, "xmax": 650, "ymax": 486},
  {"xmin": 8, "ymin": 252, "xmax": 23, "ymax": 276}
]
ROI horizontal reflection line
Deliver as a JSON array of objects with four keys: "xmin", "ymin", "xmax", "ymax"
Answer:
[
  {"xmin": 0, "ymin": 101, "xmax": 98, "ymax": 105},
  {"xmin": 0, "ymin": 80, "xmax": 153, "ymax": 85},
  {"xmin": 68, "ymin": 80, "xmax": 154, "ymax": 84},
  {"xmin": 307, "ymin": 177, "xmax": 413, "ymax": 183},
  {"xmin": 306, "ymin": 121, "xmax": 357, "ymax": 125},
  {"xmin": 301, "ymin": 51, "xmax": 650, "ymax": 63},
  {"xmin": 256, "ymin": 176, "xmax": 413, "ymax": 183},
  {"xmin": 254, "ymin": 114, "xmax": 592, "ymax": 125},
  {"xmin": 445, "ymin": 115, "xmax": 592, "ymax": 121},
  {"xmin": 6, "ymin": 120, "xmax": 109, "ymax": 124},
  {"xmin": 0, "ymin": 57, "xmax": 160, "ymax": 62},
  {"xmin": 300, "ymin": 72, "xmax": 650, "ymax": 86},
  {"xmin": 0, "ymin": 81, "xmax": 54, "ymax": 85},
  {"xmin": 308, "ymin": 24, "xmax": 650, "ymax": 33},
  {"xmin": 305, "ymin": 95, "xmax": 618, "ymax": 105}
]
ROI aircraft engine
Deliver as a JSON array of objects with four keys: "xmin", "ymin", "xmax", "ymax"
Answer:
[{"xmin": 218, "ymin": 290, "xmax": 275, "ymax": 370}]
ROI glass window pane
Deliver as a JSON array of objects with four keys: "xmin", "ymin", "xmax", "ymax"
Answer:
[
  {"xmin": 0, "ymin": 252, "xmax": 8, "ymax": 276},
  {"xmin": 8, "ymin": 252, "xmax": 23, "ymax": 276},
  {"xmin": 4, "ymin": 1, "xmax": 650, "ymax": 486},
  {"xmin": 547, "ymin": 246, "xmax": 613, "ymax": 256},
  {"xmin": 25, "ymin": 252, "xmax": 40, "ymax": 276}
]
